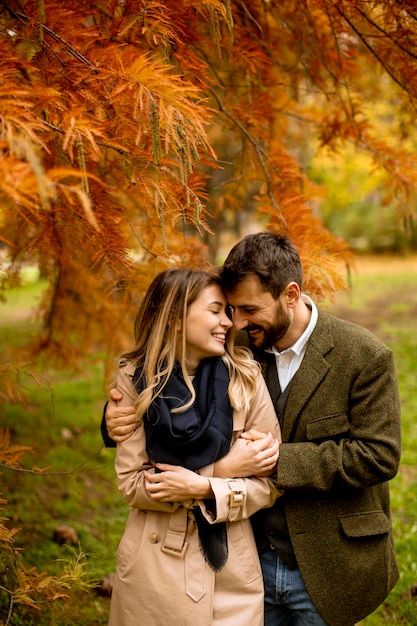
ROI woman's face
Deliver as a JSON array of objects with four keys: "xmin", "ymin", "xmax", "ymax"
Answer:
[{"xmin": 184, "ymin": 284, "xmax": 233, "ymax": 374}]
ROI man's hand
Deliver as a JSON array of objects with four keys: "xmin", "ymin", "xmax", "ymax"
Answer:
[
  {"xmin": 106, "ymin": 388, "xmax": 137, "ymax": 443},
  {"xmin": 213, "ymin": 431, "xmax": 279, "ymax": 478},
  {"xmin": 144, "ymin": 464, "xmax": 212, "ymax": 502}
]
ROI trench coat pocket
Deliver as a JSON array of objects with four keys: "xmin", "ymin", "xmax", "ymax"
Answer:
[
  {"xmin": 306, "ymin": 413, "xmax": 350, "ymax": 441},
  {"xmin": 339, "ymin": 511, "xmax": 392, "ymax": 538}
]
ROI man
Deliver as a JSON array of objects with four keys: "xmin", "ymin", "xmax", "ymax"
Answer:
[{"xmin": 103, "ymin": 232, "xmax": 401, "ymax": 626}]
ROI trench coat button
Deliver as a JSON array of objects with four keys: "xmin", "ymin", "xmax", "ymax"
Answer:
[{"xmin": 148, "ymin": 532, "xmax": 160, "ymax": 544}]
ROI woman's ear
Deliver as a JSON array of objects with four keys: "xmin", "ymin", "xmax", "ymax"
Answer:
[{"xmin": 169, "ymin": 315, "xmax": 182, "ymax": 332}]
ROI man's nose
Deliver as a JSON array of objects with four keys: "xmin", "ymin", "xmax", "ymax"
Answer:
[{"xmin": 232, "ymin": 310, "xmax": 248, "ymax": 330}]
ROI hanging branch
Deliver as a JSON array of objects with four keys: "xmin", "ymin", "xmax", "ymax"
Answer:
[
  {"xmin": 353, "ymin": 5, "xmax": 417, "ymax": 62},
  {"xmin": 209, "ymin": 88, "xmax": 285, "ymax": 223},
  {"xmin": 334, "ymin": 4, "xmax": 412, "ymax": 99}
]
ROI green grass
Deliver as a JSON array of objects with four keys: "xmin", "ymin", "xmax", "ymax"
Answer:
[
  {"xmin": 1, "ymin": 260, "xmax": 417, "ymax": 624},
  {"xmin": 1, "ymin": 276, "xmax": 125, "ymax": 624}
]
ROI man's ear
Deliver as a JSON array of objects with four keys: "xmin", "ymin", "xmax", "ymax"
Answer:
[{"xmin": 284, "ymin": 282, "xmax": 301, "ymax": 307}]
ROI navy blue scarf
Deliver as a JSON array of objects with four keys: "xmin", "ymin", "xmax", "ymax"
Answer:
[{"xmin": 133, "ymin": 357, "xmax": 233, "ymax": 571}]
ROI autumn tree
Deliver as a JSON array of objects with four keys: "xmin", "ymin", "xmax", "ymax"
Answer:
[{"xmin": 1, "ymin": 0, "xmax": 417, "ymax": 365}]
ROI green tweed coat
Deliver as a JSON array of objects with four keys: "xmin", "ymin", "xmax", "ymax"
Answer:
[{"xmin": 249, "ymin": 309, "xmax": 401, "ymax": 626}]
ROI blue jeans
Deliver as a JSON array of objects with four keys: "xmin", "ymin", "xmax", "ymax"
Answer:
[{"xmin": 261, "ymin": 546, "xmax": 329, "ymax": 626}]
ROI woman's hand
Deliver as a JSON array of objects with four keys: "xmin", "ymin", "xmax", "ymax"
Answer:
[
  {"xmin": 144, "ymin": 464, "xmax": 213, "ymax": 502},
  {"xmin": 213, "ymin": 431, "xmax": 279, "ymax": 478}
]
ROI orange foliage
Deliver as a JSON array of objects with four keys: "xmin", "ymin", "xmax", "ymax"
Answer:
[{"xmin": 1, "ymin": 0, "xmax": 417, "ymax": 368}]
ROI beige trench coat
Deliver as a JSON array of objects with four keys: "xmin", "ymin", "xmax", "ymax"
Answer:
[{"xmin": 108, "ymin": 360, "xmax": 282, "ymax": 626}]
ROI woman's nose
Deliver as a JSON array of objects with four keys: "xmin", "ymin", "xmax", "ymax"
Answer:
[{"xmin": 222, "ymin": 315, "xmax": 233, "ymax": 329}]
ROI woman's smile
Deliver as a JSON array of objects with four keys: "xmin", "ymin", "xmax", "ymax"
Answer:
[{"xmin": 184, "ymin": 284, "xmax": 232, "ymax": 372}]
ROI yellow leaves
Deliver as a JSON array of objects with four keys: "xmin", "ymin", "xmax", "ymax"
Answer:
[
  {"xmin": 0, "ymin": 363, "xmax": 44, "ymax": 406},
  {"xmin": 138, "ymin": 0, "xmax": 181, "ymax": 49},
  {"xmin": 0, "ymin": 544, "xmax": 92, "ymax": 614},
  {"xmin": 100, "ymin": 47, "xmax": 215, "ymax": 160},
  {"xmin": 230, "ymin": 34, "xmax": 273, "ymax": 78},
  {"xmin": 0, "ymin": 99, "xmax": 46, "ymax": 152},
  {"xmin": 4, "ymin": 134, "xmax": 51, "ymax": 213},
  {"xmin": 196, "ymin": 0, "xmax": 234, "ymax": 32},
  {"xmin": 0, "ymin": 158, "xmax": 101, "ymax": 232},
  {"xmin": 62, "ymin": 115, "xmax": 102, "ymax": 163},
  {"xmin": 0, "ymin": 2, "xmax": 222, "ymax": 292},
  {"xmin": 0, "ymin": 518, "xmax": 20, "ymax": 545},
  {"xmin": 0, "ymin": 428, "xmax": 32, "ymax": 468},
  {"xmin": 3, "ymin": 0, "xmax": 416, "ymax": 371},
  {"xmin": 0, "ymin": 96, "xmax": 101, "ymax": 234}
]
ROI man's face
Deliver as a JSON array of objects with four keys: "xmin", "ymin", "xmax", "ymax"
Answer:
[{"xmin": 225, "ymin": 274, "xmax": 291, "ymax": 350}]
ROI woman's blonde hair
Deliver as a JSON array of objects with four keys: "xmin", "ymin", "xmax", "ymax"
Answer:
[{"xmin": 121, "ymin": 268, "xmax": 259, "ymax": 421}]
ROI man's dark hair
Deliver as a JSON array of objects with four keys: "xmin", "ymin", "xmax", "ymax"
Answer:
[{"xmin": 220, "ymin": 231, "xmax": 303, "ymax": 298}]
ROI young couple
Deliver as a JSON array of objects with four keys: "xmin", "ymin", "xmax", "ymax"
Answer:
[{"xmin": 105, "ymin": 232, "xmax": 401, "ymax": 626}]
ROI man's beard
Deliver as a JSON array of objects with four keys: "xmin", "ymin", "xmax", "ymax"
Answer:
[{"xmin": 246, "ymin": 306, "xmax": 291, "ymax": 351}]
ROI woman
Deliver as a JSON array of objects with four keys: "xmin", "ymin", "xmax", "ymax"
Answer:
[{"xmin": 108, "ymin": 269, "xmax": 282, "ymax": 626}]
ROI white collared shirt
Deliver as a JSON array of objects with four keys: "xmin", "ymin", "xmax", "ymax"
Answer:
[{"xmin": 267, "ymin": 295, "xmax": 318, "ymax": 391}]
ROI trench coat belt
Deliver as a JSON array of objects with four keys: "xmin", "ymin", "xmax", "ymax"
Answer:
[
  {"xmin": 162, "ymin": 507, "xmax": 207, "ymax": 602},
  {"xmin": 161, "ymin": 507, "xmax": 189, "ymax": 557}
]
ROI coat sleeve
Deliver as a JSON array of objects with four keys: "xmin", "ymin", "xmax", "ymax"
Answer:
[
  {"xmin": 199, "ymin": 371, "xmax": 283, "ymax": 523},
  {"xmin": 276, "ymin": 339, "xmax": 401, "ymax": 493},
  {"xmin": 114, "ymin": 362, "xmax": 184, "ymax": 513}
]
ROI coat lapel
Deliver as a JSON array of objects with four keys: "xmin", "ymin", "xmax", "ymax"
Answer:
[{"xmin": 281, "ymin": 311, "xmax": 334, "ymax": 442}]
